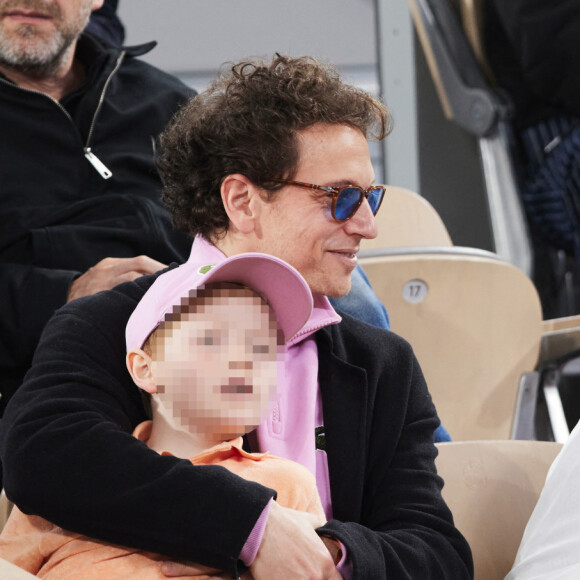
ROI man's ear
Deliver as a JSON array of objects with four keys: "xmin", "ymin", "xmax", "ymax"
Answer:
[
  {"xmin": 92, "ymin": 0, "xmax": 105, "ymax": 11},
  {"xmin": 126, "ymin": 349, "xmax": 157, "ymax": 394},
  {"xmin": 221, "ymin": 174, "xmax": 264, "ymax": 235}
]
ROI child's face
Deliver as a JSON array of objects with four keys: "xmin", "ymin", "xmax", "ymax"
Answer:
[{"xmin": 150, "ymin": 287, "xmax": 281, "ymax": 439}]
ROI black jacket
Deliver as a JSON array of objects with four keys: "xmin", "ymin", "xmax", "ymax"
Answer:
[
  {"xmin": 0, "ymin": 268, "xmax": 473, "ymax": 579},
  {"xmin": 0, "ymin": 33, "xmax": 194, "ymax": 413}
]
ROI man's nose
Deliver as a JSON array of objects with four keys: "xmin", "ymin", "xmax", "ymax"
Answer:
[{"xmin": 344, "ymin": 198, "xmax": 378, "ymax": 239}]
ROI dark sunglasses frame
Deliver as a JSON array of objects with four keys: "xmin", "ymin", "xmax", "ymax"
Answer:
[{"xmin": 269, "ymin": 179, "xmax": 386, "ymax": 222}]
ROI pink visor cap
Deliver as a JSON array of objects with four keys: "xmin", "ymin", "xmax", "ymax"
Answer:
[{"xmin": 125, "ymin": 253, "xmax": 313, "ymax": 351}]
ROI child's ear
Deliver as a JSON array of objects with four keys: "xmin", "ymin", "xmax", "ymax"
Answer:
[{"xmin": 126, "ymin": 349, "xmax": 157, "ymax": 394}]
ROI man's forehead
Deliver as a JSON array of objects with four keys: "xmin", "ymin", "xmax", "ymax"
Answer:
[{"xmin": 294, "ymin": 123, "xmax": 374, "ymax": 185}]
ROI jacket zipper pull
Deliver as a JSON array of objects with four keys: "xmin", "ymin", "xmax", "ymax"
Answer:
[{"xmin": 84, "ymin": 147, "xmax": 113, "ymax": 179}]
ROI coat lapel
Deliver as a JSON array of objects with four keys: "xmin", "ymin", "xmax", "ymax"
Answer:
[{"xmin": 317, "ymin": 329, "xmax": 368, "ymax": 523}]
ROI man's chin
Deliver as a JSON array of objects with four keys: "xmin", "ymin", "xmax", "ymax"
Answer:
[
  {"xmin": 317, "ymin": 279, "xmax": 352, "ymax": 299},
  {"xmin": 0, "ymin": 27, "xmax": 69, "ymax": 71}
]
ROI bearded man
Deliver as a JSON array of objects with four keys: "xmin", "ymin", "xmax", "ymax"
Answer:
[{"xmin": 0, "ymin": 0, "xmax": 194, "ymax": 415}]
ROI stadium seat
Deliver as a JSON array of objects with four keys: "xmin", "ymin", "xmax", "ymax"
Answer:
[
  {"xmin": 436, "ymin": 439, "xmax": 562, "ymax": 580},
  {"xmin": 362, "ymin": 248, "xmax": 542, "ymax": 440}
]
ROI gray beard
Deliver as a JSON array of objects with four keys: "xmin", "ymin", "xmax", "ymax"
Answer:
[
  {"xmin": 0, "ymin": 24, "xmax": 72, "ymax": 76},
  {"xmin": 0, "ymin": 0, "xmax": 93, "ymax": 78}
]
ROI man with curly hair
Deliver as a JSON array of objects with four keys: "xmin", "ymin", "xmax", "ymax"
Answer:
[{"xmin": 0, "ymin": 54, "xmax": 473, "ymax": 579}]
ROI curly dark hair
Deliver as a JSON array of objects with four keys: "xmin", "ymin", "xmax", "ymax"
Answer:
[{"xmin": 157, "ymin": 54, "xmax": 392, "ymax": 242}]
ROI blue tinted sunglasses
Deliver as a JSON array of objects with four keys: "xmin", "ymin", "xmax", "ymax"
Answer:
[{"xmin": 270, "ymin": 179, "xmax": 386, "ymax": 222}]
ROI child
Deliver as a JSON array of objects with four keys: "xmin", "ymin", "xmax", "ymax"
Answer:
[{"xmin": 0, "ymin": 253, "xmax": 326, "ymax": 579}]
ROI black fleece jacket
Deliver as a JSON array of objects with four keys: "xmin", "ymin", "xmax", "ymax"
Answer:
[{"xmin": 0, "ymin": 33, "xmax": 193, "ymax": 413}]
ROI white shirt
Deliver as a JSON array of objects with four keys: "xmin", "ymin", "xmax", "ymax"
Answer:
[{"xmin": 506, "ymin": 420, "xmax": 580, "ymax": 580}]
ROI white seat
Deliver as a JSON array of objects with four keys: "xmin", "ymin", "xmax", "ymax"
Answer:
[
  {"xmin": 436, "ymin": 440, "xmax": 562, "ymax": 580},
  {"xmin": 362, "ymin": 250, "xmax": 542, "ymax": 440}
]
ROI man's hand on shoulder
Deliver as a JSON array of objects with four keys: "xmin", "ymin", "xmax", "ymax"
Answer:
[{"xmin": 67, "ymin": 255, "xmax": 167, "ymax": 301}]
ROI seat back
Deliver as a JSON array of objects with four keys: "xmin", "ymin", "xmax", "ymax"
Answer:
[
  {"xmin": 539, "ymin": 315, "xmax": 580, "ymax": 362},
  {"xmin": 360, "ymin": 185, "xmax": 452, "ymax": 255},
  {"xmin": 362, "ymin": 250, "xmax": 542, "ymax": 439},
  {"xmin": 436, "ymin": 440, "xmax": 562, "ymax": 580}
]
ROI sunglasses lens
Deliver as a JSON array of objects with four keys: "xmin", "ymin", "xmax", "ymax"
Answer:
[
  {"xmin": 334, "ymin": 187, "xmax": 363, "ymax": 220},
  {"xmin": 367, "ymin": 187, "xmax": 385, "ymax": 214}
]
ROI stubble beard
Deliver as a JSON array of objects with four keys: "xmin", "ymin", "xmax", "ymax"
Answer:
[{"xmin": 0, "ymin": 0, "xmax": 93, "ymax": 77}]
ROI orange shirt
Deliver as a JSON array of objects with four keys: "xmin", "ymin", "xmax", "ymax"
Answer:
[{"xmin": 0, "ymin": 435, "xmax": 324, "ymax": 579}]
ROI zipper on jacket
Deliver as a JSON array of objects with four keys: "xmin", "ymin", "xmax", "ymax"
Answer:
[
  {"xmin": 83, "ymin": 50, "xmax": 126, "ymax": 179},
  {"xmin": 0, "ymin": 50, "xmax": 126, "ymax": 180},
  {"xmin": 84, "ymin": 147, "xmax": 112, "ymax": 178}
]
